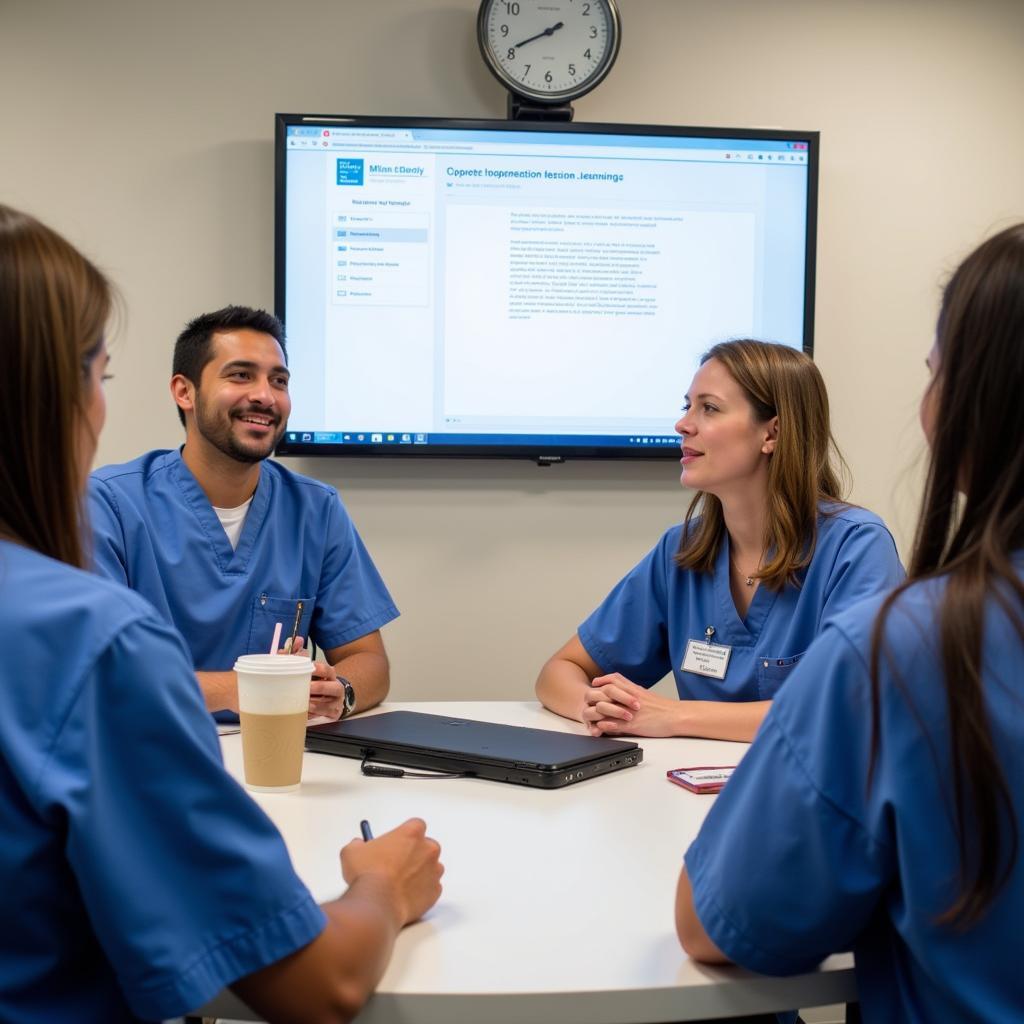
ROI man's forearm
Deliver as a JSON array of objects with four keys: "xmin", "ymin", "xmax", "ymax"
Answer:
[
  {"xmin": 195, "ymin": 670, "xmax": 238, "ymax": 713},
  {"xmin": 331, "ymin": 652, "xmax": 389, "ymax": 712}
]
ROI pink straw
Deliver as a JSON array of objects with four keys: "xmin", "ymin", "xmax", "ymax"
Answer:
[{"xmin": 269, "ymin": 621, "xmax": 283, "ymax": 655}]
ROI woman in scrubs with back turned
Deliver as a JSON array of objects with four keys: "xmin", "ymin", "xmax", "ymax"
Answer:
[
  {"xmin": 0, "ymin": 204, "xmax": 443, "ymax": 1023},
  {"xmin": 678, "ymin": 224, "xmax": 1024, "ymax": 1022},
  {"xmin": 536, "ymin": 339, "xmax": 904, "ymax": 741}
]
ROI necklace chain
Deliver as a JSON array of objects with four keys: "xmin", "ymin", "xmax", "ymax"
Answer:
[{"xmin": 730, "ymin": 554, "xmax": 759, "ymax": 587}]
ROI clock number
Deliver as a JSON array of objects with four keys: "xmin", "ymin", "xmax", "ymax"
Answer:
[
  {"xmin": 501, "ymin": 1, "xmax": 520, "ymax": 14},
  {"xmin": 500, "ymin": 24, "xmax": 509, "ymax": 37},
  {"xmin": 589, "ymin": 25, "xmax": 598, "ymax": 38},
  {"xmin": 568, "ymin": 63, "xmax": 576, "ymax": 76},
  {"xmin": 523, "ymin": 63, "xmax": 531, "ymax": 75},
  {"xmin": 584, "ymin": 48, "xmax": 592, "ymax": 59},
  {"xmin": 544, "ymin": 70, "xmax": 552, "ymax": 83},
  {"xmin": 582, "ymin": 2, "xmax": 591, "ymax": 13},
  {"xmin": 507, "ymin": 47, "xmax": 515, "ymax": 60}
]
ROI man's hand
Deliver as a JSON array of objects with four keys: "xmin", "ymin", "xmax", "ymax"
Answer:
[
  {"xmin": 285, "ymin": 637, "xmax": 346, "ymax": 720},
  {"xmin": 341, "ymin": 818, "xmax": 444, "ymax": 928},
  {"xmin": 582, "ymin": 673, "xmax": 682, "ymax": 738}
]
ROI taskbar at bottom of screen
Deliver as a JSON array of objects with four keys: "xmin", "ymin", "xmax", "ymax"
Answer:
[{"xmin": 280, "ymin": 430, "xmax": 680, "ymax": 450}]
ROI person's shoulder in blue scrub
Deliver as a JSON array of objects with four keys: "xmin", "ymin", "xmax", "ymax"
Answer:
[
  {"xmin": 89, "ymin": 305, "xmax": 398, "ymax": 725},
  {"xmin": 536, "ymin": 339, "xmax": 903, "ymax": 742},
  {"xmin": 1, "ymin": 538, "xmax": 330, "ymax": 1020},
  {"xmin": 677, "ymin": 223, "xmax": 1024, "ymax": 1022},
  {"xmin": 0, "ymin": 206, "xmax": 444, "ymax": 1023}
]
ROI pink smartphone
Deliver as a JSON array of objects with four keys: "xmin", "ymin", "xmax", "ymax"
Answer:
[{"xmin": 666, "ymin": 766, "xmax": 735, "ymax": 794}]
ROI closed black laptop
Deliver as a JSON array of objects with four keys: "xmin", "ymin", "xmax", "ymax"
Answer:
[{"xmin": 306, "ymin": 711, "xmax": 643, "ymax": 789}]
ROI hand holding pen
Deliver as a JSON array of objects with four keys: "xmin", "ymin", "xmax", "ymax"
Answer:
[{"xmin": 340, "ymin": 818, "xmax": 444, "ymax": 927}]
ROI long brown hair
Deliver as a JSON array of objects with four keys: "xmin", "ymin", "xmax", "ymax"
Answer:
[
  {"xmin": 675, "ymin": 339, "xmax": 848, "ymax": 589},
  {"xmin": 0, "ymin": 205, "xmax": 112, "ymax": 569},
  {"xmin": 870, "ymin": 223, "xmax": 1024, "ymax": 927}
]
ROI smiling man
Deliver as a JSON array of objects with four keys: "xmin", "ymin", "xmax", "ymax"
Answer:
[{"xmin": 89, "ymin": 306, "xmax": 397, "ymax": 722}]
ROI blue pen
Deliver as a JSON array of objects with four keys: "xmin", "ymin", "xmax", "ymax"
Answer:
[{"xmin": 360, "ymin": 819, "xmax": 374, "ymax": 842}]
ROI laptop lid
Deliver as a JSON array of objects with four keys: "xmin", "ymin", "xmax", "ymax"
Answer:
[{"xmin": 307, "ymin": 711, "xmax": 640, "ymax": 772}]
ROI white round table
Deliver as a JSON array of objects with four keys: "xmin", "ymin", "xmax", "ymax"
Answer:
[{"xmin": 199, "ymin": 701, "xmax": 856, "ymax": 1022}]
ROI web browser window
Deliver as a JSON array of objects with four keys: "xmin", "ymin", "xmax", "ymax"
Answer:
[{"xmin": 279, "ymin": 119, "xmax": 815, "ymax": 457}]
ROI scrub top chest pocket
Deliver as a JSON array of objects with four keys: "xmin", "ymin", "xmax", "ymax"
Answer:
[
  {"xmin": 755, "ymin": 652, "xmax": 804, "ymax": 699},
  {"xmin": 249, "ymin": 594, "xmax": 315, "ymax": 655}
]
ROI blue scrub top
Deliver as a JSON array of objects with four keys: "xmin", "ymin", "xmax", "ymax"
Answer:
[
  {"xmin": 89, "ymin": 449, "xmax": 399, "ymax": 718},
  {"xmin": 0, "ymin": 540, "xmax": 326, "ymax": 1023},
  {"xmin": 685, "ymin": 572, "xmax": 1024, "ymax": 1022},
  {"xmin": 578, "ymin": 504, "xmax": 904, "ymax": 700}
]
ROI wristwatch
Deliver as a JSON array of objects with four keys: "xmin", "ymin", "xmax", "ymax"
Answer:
[{"xmin": 338, "ymin": 676, "xmax": 356, "ymax": 719}]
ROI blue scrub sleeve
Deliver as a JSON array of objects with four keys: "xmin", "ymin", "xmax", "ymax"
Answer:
[
  {"xmin": 818, "ymin": 520, "xmax": 903, "ymax": 629},
  {"xmin": 684, "ymin": 623, "xmax": 893, "ymax": 975},
  {"xmin": 310, "ymin": 495, "xmax": 399, "ymax": 651},
  {"xmin": 577, "ymin": 531, "xmax": 674, "ymax": 687},
  {"xmin": 43, "ymin": 614, "xmax": 326, "ymax": 1020},
  {"xmin": 87, "ymin": 479, "xmax": 131, "ymax": 585}
]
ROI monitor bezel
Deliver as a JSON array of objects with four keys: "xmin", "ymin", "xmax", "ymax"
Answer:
[{"xmin": 274, "ymin": 112, "xmax": 819, "ymax": 462}]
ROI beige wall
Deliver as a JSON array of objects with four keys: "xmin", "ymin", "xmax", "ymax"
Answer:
[{"xmin": 4, "ymin": 0, "xmax": 1023, "ymax": 699}]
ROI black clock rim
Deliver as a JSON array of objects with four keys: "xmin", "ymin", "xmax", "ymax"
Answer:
[{"xmin": 476, "ymin": 0, "xmax": 622, "ymax": 105}]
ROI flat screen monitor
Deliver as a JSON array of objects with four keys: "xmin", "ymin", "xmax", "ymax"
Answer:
[{"xmin": 275, "ymin": 113, "xmax": 818, "ymax": 463}]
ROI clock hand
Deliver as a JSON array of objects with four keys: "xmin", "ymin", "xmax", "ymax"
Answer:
[{"xmin": 513, "ymin": 20, "xmax": 564, "ymax": 49}]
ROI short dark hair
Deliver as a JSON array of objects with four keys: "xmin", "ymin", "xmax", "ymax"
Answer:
[{"xmin": 172, "ymin": 306, "xmax": 286, "ymax": 426}]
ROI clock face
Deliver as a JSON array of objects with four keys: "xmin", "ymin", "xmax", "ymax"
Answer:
[{"xmin": 478, "ymin": 0, "xmax": 621, "ymax": 103}]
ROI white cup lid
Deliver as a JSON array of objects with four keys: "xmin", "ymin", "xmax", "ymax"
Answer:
[{"xmin": 233, "ymin": 653, "xmax": 314, "ymax": 676}]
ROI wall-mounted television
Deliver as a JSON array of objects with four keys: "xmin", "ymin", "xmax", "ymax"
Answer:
[{"xmin": 274, "ymin": 113, "xmax": 818, "ymax": 463}]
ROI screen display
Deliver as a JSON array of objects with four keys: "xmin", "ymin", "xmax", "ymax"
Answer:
[{"xmin": 275, "ymin": 115, "xmax": 818, "ymax": 461}]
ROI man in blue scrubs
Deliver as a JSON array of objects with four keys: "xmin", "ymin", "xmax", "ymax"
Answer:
[{"xmin": 90, "ymin": 306, "xmax": 398, "ymax": 721}]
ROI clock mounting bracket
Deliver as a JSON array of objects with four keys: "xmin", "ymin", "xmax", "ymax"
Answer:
[{"xmin": 507, "ymin": 93, "xmax": 574, "ymax": 122}]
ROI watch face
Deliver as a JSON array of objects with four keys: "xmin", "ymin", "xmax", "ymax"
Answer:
[{"xmin": 478, "ymin": 0, "xmax": 621, "ymax": 103}]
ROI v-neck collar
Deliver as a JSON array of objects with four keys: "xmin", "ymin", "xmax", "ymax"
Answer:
[
  {"xmin": 170, "ymin": 448, "xmax": 272, "ymax": 574},
  {"xmin": 712, "ymin": 535, "xmax": 778, "ymax": 646}
]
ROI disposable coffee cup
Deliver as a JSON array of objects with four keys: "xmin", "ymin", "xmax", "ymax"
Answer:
[{"xmin": 235, "ymin": 654, "xmax": 314, "ymax": 792}]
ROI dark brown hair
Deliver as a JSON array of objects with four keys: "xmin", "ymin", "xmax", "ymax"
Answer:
[
  {"xmin": 171, "ymin": 306, "xmax": 286, "ymax": 427},
  {"xmin": 870, "ymin": 223, "xmax": 1024, "ymax": 927},
  {"xmin": 675, "ymin": 339, "xmax": 848, "ymax": 589},
  {"xmin": 0, "ymin": 205, "xmax": 112, "ymax": 568}
]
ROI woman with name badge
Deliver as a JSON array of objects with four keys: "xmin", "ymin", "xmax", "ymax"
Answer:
[
  {"xmin": 677, "ymin": 224, "xmax": 1024, "ymax": 1022},
  {"xmin": 536, "ymin": 339, "xmax": 904, "ymax": 741},
  {"xmin": 0, "ymin": 205, "xmax": 443, "ymax": 1023}
]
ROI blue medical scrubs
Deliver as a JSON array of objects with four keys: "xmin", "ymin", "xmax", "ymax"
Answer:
[
  {"xmin": 89, "ymin": 449, "xmax": 399, "ymax": 720},
  {"xmin": 685, "ymin": 573, "xmax": 1024, "ymax": 1022},
  {"xmin": 578, "ymin": 504, "xmax": 903, "ymax": 700},
  {"xmin": 0, "ymin": 540, "xmax": 326, "ymax": 1023}
]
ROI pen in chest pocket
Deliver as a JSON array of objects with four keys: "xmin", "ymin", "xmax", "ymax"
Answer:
[{"xmin": 286, "ymin": 600, "xmax": 304, "ymax": 654}]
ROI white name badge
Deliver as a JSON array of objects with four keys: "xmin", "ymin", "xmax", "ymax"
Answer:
[{"xmin": 682, "ymin": 639, "xmax": 732, "ymax": 680}]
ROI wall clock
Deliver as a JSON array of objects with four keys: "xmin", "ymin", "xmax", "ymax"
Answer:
[{"xmin": 477, "ymin": 0, "xmax": 622, "ymax": 119}]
